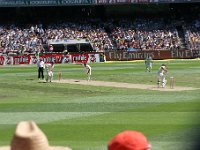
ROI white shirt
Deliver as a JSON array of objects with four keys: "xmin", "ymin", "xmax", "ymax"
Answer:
[
  {"xmin": 46, "ymin": 63, "xmax": 54, "ymax": 72},
  {"xmin": 158, "ymin": 65, "xmax": 167, "ymax": 75},
  {"xmin": 85, "ymin": 64, "xmax": 91, "ymax": 75},
  {"xmin": 37, "ymin": 60, "xmax": 45, "ymax": 68}
]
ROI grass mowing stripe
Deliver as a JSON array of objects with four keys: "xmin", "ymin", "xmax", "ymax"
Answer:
[
  {"xmin": 52, "ymin": 112, "xmax": 200, "ymax": 125},
  {"xmin": 0, "ymin": 124, "xmax": 198, "ymax": 141},
  {"xmin": 67, "ymin": 93, "xmax": 199, "ymax": 103},
  {"xmin": 33, "ymin": 124, "xmax": 196, "ymax": 141},
  {"xmin": 0, "ymin": 103, "xmax": 151, "ymax": 112},
  {"xmin": 0, "ymin": 112, "xmax": 106, "ymax": 124},
  {"xmin": 0, "ymin": 101, "xmax": 199, "ymax": 112},
  {"xmin": 2, "ymin": 111, "xmax": 198, "ymax": 125}
]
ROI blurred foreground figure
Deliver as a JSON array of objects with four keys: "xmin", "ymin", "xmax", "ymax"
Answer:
[
  {"xmin": 108, "ymin": 130, "xmax": 151, "ymax": 150},
  {"xmin": 0, "ymin": 121, "xmax": 72, "ymax": 150}
]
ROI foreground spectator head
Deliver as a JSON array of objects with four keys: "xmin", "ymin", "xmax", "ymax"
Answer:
[
  {"xmin": 108, "ymin": 130, "xmax": 150, "ymax": 150},
  {"xmin": 0, "ymin": 121, "xmax": 72, "ymax": 150}
]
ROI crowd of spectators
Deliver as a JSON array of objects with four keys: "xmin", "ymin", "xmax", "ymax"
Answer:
[
  {"xmin": 184, "ymin": 19, "xmax": 200, "ymax": 50},
  {"xmin": 0, "ymin": 17, "xmax": 199, "ymax": 55},
  {"xmin": 0, "ymin": 19, "xmax": 113, "ymax": 55},
  {"xmin": 109, "ymin": 18, "xmax": 183, "ymax": 51}
]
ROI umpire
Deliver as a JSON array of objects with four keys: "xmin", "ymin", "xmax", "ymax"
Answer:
[{"xmin": 37, "ymin": 58, "xmax": 45, "ymax": 80}]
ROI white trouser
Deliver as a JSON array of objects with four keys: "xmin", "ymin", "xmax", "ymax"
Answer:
[
  {"xmin": 157, "ymin": 73, "xmax": 166, "ymax": 88},
  {"xmin": 46, "ymin": 71, "xmax": 53, "ymax": 82},
  {"xmin": 146, "ymin": 64, "xmax": 152, "ymax": 72}
]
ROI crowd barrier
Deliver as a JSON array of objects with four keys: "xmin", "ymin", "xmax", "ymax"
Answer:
[
  {"xmin": 105, "ymin": 49, "xmax": 200, "ymax": 61},
  {"xmin": 0, "ymin": 53, "xmax": 103, "ymax": 65},
  {"xmin": 0, "ymin": 49, "xmax": 199, "ymax": 65}
]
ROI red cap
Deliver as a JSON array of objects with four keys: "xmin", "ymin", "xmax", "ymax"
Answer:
[{"xmin": 108, "ymin": 130, "xmax": 150, "ymax": 150}]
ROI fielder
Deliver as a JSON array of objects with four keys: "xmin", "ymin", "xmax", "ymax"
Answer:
[
  {"xmin": 83, "ymin": 63, "xmax": 91, "ymax": 81},
  {"xmin": 145, "ymin": 56, "xmax": 153, "ymax": 72},
  {"xmin": 157, "ymin": 64, "xmax": 168, "ymax": 88},
  {"xmin": 45, "ymin": 62, "xmax": 54, "ymax": 82}
]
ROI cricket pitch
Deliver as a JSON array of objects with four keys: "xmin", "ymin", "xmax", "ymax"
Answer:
[{"xmin": 54, "ymin": 79, "xmax": 198, "ymax": 91}]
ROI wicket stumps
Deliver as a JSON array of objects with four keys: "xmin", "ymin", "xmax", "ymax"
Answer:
[{"xmin": 170, "ymin": 76, "xmax": 174, "ymax": 89}]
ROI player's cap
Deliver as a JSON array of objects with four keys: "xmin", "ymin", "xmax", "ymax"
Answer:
[
  {"xmin": 0, "ymin": 121, "xmax": 72, "ymax": 150},
  {"xmin": 108, "ymin": 130, "xmax": 150, "ymax": 150}
]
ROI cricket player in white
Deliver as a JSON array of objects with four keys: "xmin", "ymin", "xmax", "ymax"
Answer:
[
  {"xmin": 83, "ymin": 63, "xmax": 91, "ymax": 81},
  {"xmin": 157, "ymin": 64, "xmax": 168, "ymax": 88},
  {"xmin": 45, "ymin": 62, "xmax": 54, "ymax": 82},
  {"xmin": 145, "ymin": 56, "xmax": 153, "ymax": 72}
]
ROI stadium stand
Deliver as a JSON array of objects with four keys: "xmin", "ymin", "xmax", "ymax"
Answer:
[{"xmin": 0, "ymin": 2, "xmax": 199, "ymax": 56}]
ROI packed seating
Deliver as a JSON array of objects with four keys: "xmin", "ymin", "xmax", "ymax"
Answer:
[
  {"xmin": 184, "ymin": 19, "xmax": 200, "ymax": 50},
  {"xmin": 109, "ymin": 18, "xmax": 183, "ymax": 51},
  {"xmin": 0, "ymin": 17, "xmax": 199, "ymax": 55}
]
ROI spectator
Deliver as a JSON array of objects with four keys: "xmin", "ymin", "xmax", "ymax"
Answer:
[
  {"xmin": 108, "ymin": 130, "xmax": 151, "ymax": 150},
  {"xmin": 48, "ymin": 44, "xmax": 54, "ymax": 53},
  {"xmin": 0, "ymin": 17, "xmax": 199, "ymax": 54},
  {"xmin": 0, "ymin": 121, "xmax": 72, "ymax": 150}
]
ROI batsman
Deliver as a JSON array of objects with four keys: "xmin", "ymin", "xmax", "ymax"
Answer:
[
  {"xmin": 157, "ymin": 64, "xmax": 168, "ymax": 88},
  {"xmin": 45, "ymin": 62, "xmax": 54, "ymax": 82}
]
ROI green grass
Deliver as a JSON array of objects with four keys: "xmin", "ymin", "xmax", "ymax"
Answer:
[{"xmin": 0, "ymin": 59, "xmax": 200, "ymax": 150}]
